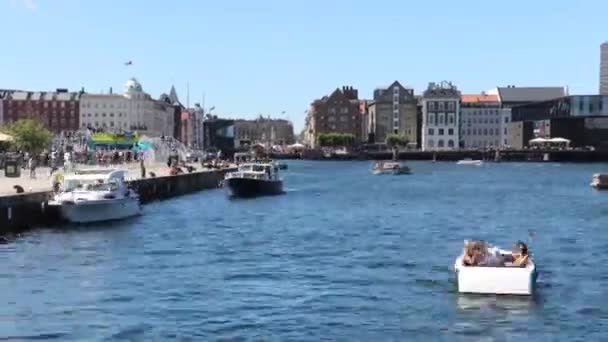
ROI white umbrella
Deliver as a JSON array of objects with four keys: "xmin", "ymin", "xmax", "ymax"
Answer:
[
  {"xmin": 288, "ymin": 143, "xmax": 305, "ymax": 149},
  {"xmin": 0, "ymin": 132, "xmax": 13, "ymax": 142},
  {"xmin": 529, "ymin": 137, "xmax": 548, "ymax": 144},
  {"xmin": 548, "ymin": 137, "xmax": 570, "ymax": 143}
]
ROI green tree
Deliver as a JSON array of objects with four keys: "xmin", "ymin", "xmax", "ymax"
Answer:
[
  {"xmin": 2, "ymin": 119, "xmax": 53, "ymax": 153},
  {"xmin": 385, "ymin": 134, "xmax": 409, "ymax": 161}
]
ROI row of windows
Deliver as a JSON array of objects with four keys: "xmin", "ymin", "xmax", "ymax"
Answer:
[
  {"xmin": 82, "ymin": 102, "xmax": 129, "ymax": 109},
  {"xmin": 464, "ymin": 116, "xmax": 510, "ymax": 125},
  {"xmin": 83, "ymin": 112, "xmax": 126, "ymax": 118},
  {"xmin": 578, "ymin": 100, "xmax": 604, "ymax": 112},
  {"xmin": 82, "ymin": 122, "xmax": 134, "ymax": 128},
  {"xmin": 9, "ymin": 101, "xmax": 76, "ymax": 108},
  {"xmin": 466, "ymin": 141, "xmax": 502, "ymax": 148},
  {"xmin": 426, "ymin": 113, "xmax": 455, "ymax": 125},
  {"xmin": 427, "ymin": 139, "xmax": 455, "ymax": 148},
  {"xmin": 428, "ymin": 128, "xmax": 454, "ymax": 136},
  {"xmin": 463, "ymin": 128, "xmax": 508, "ymax": 136},
  {"xmin": 463, "ymin": 109, "xmax": 501, "ymax": 116},
  {"xmin": 428, "ymin": 101, "xmax": 457, "ymax": 111},
  {"xmin": 328, "ymin": 107, "xmax": 351, "ymax": 114}
]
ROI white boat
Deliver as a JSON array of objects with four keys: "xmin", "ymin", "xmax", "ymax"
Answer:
[
  {"xmin": 456, "ymin": 158, "xmax": 483, "ymax": 166},
  {"xmin": 49, "ymin": 168, "xmax": 141, "ymax": 223},
  {"xmin": 372, "ymin": 161, "xmax": 411, "ymax": 175},
  {"xmin": 591, "ymin": 173, "xmax": 608, "ymax": 190},
  {"xmin": 454, "ymin": 245, "xmax": 537, "ymax": 295}
]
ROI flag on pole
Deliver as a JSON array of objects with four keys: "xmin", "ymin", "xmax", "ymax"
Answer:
[{"xmin": 124, "ymin": 60, "xmax": 133, "ymax": 66}]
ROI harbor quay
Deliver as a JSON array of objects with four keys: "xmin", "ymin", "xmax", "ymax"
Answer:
[
  {"xmin": 271, "ymin": 149, "xmax": 608, "ymax": 162},
  {"xmin": 0, "ymin": 165, "xmax": 234, "ymax": 235}
]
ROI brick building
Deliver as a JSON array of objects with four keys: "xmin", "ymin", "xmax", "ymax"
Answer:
[
  {"xmin": 2, "ymin": 89, "xmax": 81, "ymax": 134},
  {"xmin": 304, "ymin": 86, "xmax": 362, "ymax": 148}
]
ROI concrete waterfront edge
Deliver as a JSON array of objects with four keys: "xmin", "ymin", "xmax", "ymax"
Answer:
[{"xmin": 0, "ymin": 168, "xmax": 234, "ymax": 235}]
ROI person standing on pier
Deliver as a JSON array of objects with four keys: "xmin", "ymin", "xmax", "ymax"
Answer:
[
  {"xmin": 28, "ymin": 156, "xmax": 37, "ymax": 179},
  {"xmin": 140, "ymin": 158, "xmax": 146, "ymax": 179}
]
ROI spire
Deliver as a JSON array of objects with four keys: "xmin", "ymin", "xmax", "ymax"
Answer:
[{"xmin": 169, "ymin": 85, "xmax": 179, "ymax": 104}]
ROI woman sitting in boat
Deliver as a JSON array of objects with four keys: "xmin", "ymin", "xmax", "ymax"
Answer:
[{"xmin": 504, "ymin": 241, "xmax": 529, "ymax": 267}]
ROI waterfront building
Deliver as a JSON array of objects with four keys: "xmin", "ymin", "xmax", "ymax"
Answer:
[
  {"xmin": 203, "ymin": 116, "xmax": 235, "ymax": 156},
  {"xmin": 510, "ymin": 95, "xmax": 608, "ymax": 122},
  {"xmin": 358, "ymin": 100, "xmax": 371, "ymax": 143},
  {"xmin": 487, "ymin": 86, "xmax": 566, "ymax": 108},
  {"xmin": 0, "ymin": 92, "xmax": 4, "ymax": 125},
  {"xmin": 508, "ymin": 117, "xmax": 608, "ymax": 149},
  {"xmin": 601, "ymin": 42, "xmax": 608, "ymax": 95},
  {"xmin": 234, "ymin": 116, "xmax": 295, "ymax": 148},
  {"xmin": 2, "ymin": 89, "xmax": 81, "ymax": 134},
  {"xmin": 460, "ymin": 94, "xmax": 512, "ymax": 149},
  {"xmin": 80, "ymin": 78, "xmax": 175, "ymax": 138},
  {"xmin": 421, "ymin": 81, "xmax": 460, "ymax": 151},
  {"xmin": 367, "ymin": 81, "xmax": 417, "ymax": 144},
  {"xmin": 304, "ymin": 86, "xmax": 363, "ymax": 148}
]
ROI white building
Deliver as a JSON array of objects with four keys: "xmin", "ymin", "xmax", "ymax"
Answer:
[
  {"xmin": 601, "ymin": 42, "xmax": 608, "ymax": 96},
  {"xmin": 80, "ymin": 78, "xmax": 175, "ymax": 137},
  {"xmin": 421, "ymin": 81, "xmax": 460, "ymax": 151},
  {"xmin": 460, "ymin": 94, "xmax": 512, "ymax": 149}
]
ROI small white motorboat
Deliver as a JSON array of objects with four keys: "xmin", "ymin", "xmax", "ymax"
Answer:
[
  {"xmin": 372, "ymin": 161, "xmax": 411, "ymax": 175},
  {"xmin": 456, "ymin": 158, "xmax": 483, "ymax": 166},
  {"xmin": 454, "ymin": 244, "xmax": 537, "ymax": 295},
  {"xmin": 49, "ymin": 168, "xmax": 141, "ymax": 223},
  {"xmin": 591, "ymin": 173, "xmax": 608, "ymax": 190}
]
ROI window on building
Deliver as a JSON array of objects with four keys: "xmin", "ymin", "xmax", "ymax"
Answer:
[
  {"xmin": 95, "ymin": 121, "xmax": 99, "ymax": 126},
  {"xmin": 504, "ymin": 128, "xmax": 507, "ymax": 135},
  {"xmin": 393, "ymin": 87, "xmax": 399, "ymax": 94},
  {"xmin": 341, "ymin": 107, "xmax": 349, "ymax": 114},
  {"xmin": 504, "ymin": 139, "xmax": 508, "ymax": 145},
  {"xmin": 438, "ymin": 140, "xmax": 444, "ymax": 147},
  {"xmin": 448, "ymin": 140, "xmax": 454, "ymax": 148},
  {"xmin": 94, "ymin": 113, "xmax": 98, "ymax": 117},
  {"xmin": 110, "ymin": 122, "xmax": 114, "ymax": 127},
  {"xmin": 394, "ymin": 129, "xmax": 399, "ymax": 134},
  {"xmin": 428, "ymin": 139, "xmax": 434, "ymax": 148},
  {"xmin": 102, "ymin": 113, "xmax": 106, "ymax": 117},
  {"xmin": 60, "ymin": 102, "xmax": 65, "ymax": 108},
  {"xmin": 110, "ymin": 113, "xmax": 114, "ymax": 117},
  {"xmin": 428, "ymin": 102, "xmax": 436, "ymax": 111},
  {"xmin": 495, "ymin": 128, "xmax": 500, "ymax": 135},
  {"xmin": 438, "ymin": 113, "xmax": 445, "ymax": 125},
  {"xmin": 600, "ymin": 99, "xmax": 604, "ymax": 112},
  {"xmin": 438, "ymin": 102, "xmax": 445, "ymax": 111},
  {"xmin": 472, "ymin": 129, "xmax": 476, "ymax": 135},
  {"xmin": 439, "ymin": 128, "xmax": 444, "ymax": 135},
  {"xmin": 504, "ymin": 117, "xmax": 509, "ymax": 123},
  {"xmin": 448, "ymin": 114, "xmax": 454, "ymax": 124},
  {"xmin": 483, "ymin": 128, "xmax": 488, "ymax": 135},
  {"xmin": 448, "ymin": 128, "xmax": 454, "ymax": 135},
  {"xmin": 579, "ymin": 100, "xmax": 584, "ymax": 111},
  {"xmin": 394, "ymin": 104, "xmax": 399, "ymax": 110},
  {"xmin": 393, "ymin": 95, "xmax": 399, "ymax": 102},
  {"xmin": 590, "ymin": 102, "xmax": 594, "ymax": 112},
  {"xmin": 448, "ymin": 102, "xmax": 455, "ymax": 111},
  {"xmin": 428, "ymin": 128, "xmax": 434, "ymax": 135},
  {"xmin": 329, "ymin": 108, "xmax": 336, "ymax": 114}
]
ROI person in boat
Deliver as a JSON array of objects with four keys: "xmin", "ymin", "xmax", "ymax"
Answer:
[
  {"xmin": 463, "ymin": 240, "xmax": 504, "ymax": 267},
  {"xmin": 504, "ymin": 241, "xmax": 529, "ymax": 267}
]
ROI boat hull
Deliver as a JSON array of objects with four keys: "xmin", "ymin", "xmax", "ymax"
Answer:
[
  {"xmin": 454, "ymin": 256, "xmax": 537, "ymax": 295},
  {"xmin": 226, "ymin": 178, "xmax": 284, "ymax": 198},
  {"xmin": 59, "ymin": 197, "xmax": 142, "ymax": 223}
]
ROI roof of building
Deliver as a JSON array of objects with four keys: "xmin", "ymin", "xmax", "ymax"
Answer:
[
  {"xmin": 496, "ymin": 86, "xmax": 565, "ymax": 103},
  {"xmin": 461, "ymin": 94, "xmax": 499, "ymax": 103}
]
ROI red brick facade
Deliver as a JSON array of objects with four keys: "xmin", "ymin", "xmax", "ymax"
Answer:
[{"xmin": 2, "ymin": 90, "xmax": 81, "ymax": 134}]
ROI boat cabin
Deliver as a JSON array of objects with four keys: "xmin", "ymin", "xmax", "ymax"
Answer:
[
  {"xmin": 228, "ymin": 163, "xmax": 280, "ymax": 181},
  {"xmin": 234, "ymin": 152, "xmax": 254, "ymax": 165},
  {"xmin": 63, "ymin": 169, "xmax": 129, "ymax": 192}
]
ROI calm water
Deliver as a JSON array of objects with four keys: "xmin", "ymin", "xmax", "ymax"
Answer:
[{"xmin": 1, "ymin": 161, "xmax": 608, "ymax": 341}]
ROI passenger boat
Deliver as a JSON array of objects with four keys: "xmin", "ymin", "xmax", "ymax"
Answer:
[
  {"xmin": 454, "ymin": 244, "xmax": 537, "ymax": 295},
  {"xmin": 591, "ymin": 173, "xmax": 608, "ymax": 190},
  {"xmin": 456, "ymin": 158, "xmax": 483, "ymax": 166},
  {"xmin": 49, "ymin": 169, "xmax": 141, "ymax": 223},
  {"xmin": 372, "ymin": 161, "xmax": 411, "ymax": 175},
  {"xmin": 224, "ymin": 163, "xmax": 284, "ymax": 198}
]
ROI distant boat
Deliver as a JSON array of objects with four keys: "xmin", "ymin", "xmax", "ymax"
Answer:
[
  {"xmin": 225, "ymin": 163, "xmax": 284, "ymax": 198},
  {"xmin": 372, "ymin": 161, "xmax": 411, "ymax": 175},
  {"xmin": 591, "ymin": 173, "xmax": 608, "ymax": 190},
  {"xmin": 457, "ymin": 158, "xmax": 483, "ymax": 166}
]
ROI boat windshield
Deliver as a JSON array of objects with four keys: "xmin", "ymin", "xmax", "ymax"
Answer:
[
  {"xmin": 239, "ymin": 164, "xmax": 268, "ymax": 173},
  {"xmin": 65, "ymin": 179, "xmax": 119, "ymax": 192}
]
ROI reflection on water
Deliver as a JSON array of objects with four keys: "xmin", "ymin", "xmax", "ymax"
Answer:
[{"xmin": 456, "ymin": 293, "xmax": 541, "ymax": 313}]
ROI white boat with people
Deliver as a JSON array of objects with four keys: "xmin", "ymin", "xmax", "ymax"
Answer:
[
  {"xmin": 456, "ymin": 158, "xmax": 483, "ymax": 166},
  {"xmin": 49, "ymin": 168, "xmax": 141, "ymax": 223},
  {"xmin": 454, "ymin": 240, "xmax": 537, "ymax": 295},
  {"xmin": 372, "ymin": 161, "xmax": 411, "ymax": 175},
  {"xmin": 224, "ymin": 162, "xmax": 284, "ymax": 198}
]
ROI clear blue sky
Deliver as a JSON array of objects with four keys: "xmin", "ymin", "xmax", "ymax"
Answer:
[{"xmin": 1, "ymin": 0, "xmax": 607, "ymax": 132}]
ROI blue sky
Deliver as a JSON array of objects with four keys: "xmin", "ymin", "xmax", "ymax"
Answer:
[{"xmin": 1, "ymin": 0, "xmax": 607, "ymax": 131}]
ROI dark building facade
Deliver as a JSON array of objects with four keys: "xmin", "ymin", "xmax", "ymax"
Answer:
[{"xmin": 203, "ymin": 117, "xmax": 235, "ymax": 156}]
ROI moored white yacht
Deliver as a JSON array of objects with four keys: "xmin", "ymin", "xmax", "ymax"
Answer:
[
  {"xmin": 49, "ymin": 169, "xmax": 141, "ymax": 223},
  {"xmin": 372, "ymin": 161, "xmax": 411, "ymax": 175}
]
